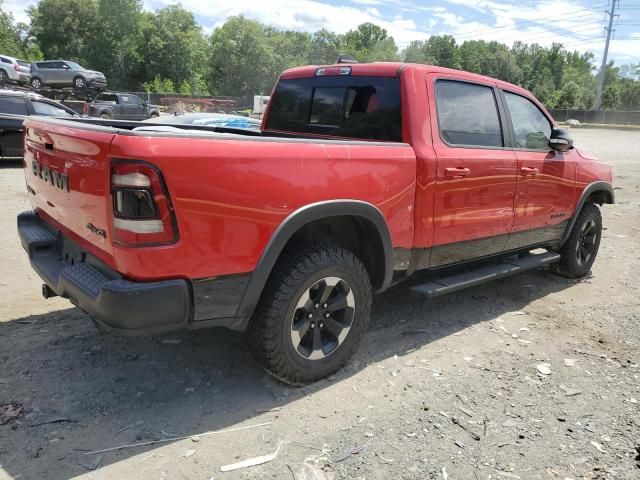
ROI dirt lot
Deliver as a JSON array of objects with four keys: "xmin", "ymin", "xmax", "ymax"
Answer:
[{"xmin": 1, "ymin": 128, "xmax": 639, "ymax": 480}]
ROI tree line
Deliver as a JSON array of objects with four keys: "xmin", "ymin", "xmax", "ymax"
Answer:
[{"xmin": 1, "ymin": 0, "xmax": 639, "ymax": 109}]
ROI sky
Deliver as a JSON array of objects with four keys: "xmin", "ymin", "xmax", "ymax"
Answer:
[{"xmin": 5, "ymin": 0, "xmax": 640, "ymax": 66}]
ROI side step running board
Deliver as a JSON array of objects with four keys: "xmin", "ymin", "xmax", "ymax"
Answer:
[{"xmin": 411, "ymin": 251, "xmax": 561, "ymax": 298}]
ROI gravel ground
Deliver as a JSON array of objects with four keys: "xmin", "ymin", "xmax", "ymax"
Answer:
[{"xmin": 0, "ymin": 128, "xmax": 639, "ymax": 480}]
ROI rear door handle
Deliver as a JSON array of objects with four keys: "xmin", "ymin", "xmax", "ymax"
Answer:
[
  {"xmin": 444, "ymin": 167, "xmax": 471, "ymax": 178},
  {"xmin": 521, "ymin": 167, "xmax": 539, "ymax": 176}
]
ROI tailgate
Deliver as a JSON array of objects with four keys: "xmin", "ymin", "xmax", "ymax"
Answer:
[{"xmin": 23, "ymin": 118, "xmax": 117, "ymax": 259}]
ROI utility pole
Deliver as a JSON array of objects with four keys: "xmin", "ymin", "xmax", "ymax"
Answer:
[{"xmin": 594, "ymin": 0, "xmax": 618, "ymax": 111}]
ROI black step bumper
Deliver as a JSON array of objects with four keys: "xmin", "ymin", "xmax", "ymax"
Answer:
[{"xmin": 17, "ymin": 211, "xmax": 191, "ymax": 335}]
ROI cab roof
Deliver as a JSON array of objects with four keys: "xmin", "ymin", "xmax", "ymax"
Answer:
[{"xmin": 279, "ymin": 62, "xmax": 532, "ymax": 97}]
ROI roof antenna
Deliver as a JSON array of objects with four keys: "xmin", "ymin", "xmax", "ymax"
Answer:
[{"xmin": 336, "ymin": 54, "xmax": 358, "ymax": 64}]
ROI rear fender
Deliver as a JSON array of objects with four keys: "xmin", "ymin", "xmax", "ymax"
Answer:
[{"xmin": 235, "ymin": 200, "xmax": 393, "ymax": 322}]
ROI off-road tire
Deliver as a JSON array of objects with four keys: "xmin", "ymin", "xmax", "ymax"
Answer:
[
  {"xmin": 551, "ymin": 203, "xmax": 602, "ymax": 278},
  {"xmin": 247, "ymin": 243, "xmax": 372, "ymax": 385}
]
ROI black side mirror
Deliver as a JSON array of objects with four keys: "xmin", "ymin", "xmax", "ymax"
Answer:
[{"xmin": 549, "ymin": 128, "xmax": 573, "ymax": 152}]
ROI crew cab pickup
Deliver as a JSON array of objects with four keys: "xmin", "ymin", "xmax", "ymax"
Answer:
[
  {"xmin": 18, "ymin": 62, "xmax": 613, "ymax": 384},
  {"xmin": 84, "ymin": 92, "xmax": 159, "ymax": 120}
]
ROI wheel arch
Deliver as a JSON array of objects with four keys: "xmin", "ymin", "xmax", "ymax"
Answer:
[
  {"xmin": 235, "ymin": 200, "xmax": 394, "ymax": 321},
  {"xmin": 559, "ymin": 181, "xmax": 614, "ymax": 246}
]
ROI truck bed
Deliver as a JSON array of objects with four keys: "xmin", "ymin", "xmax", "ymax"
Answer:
[{"xmin": 22, "ymin": 116, "xmax": 416, "ymax": 283}]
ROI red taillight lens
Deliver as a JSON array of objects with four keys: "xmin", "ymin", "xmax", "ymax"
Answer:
[
  {"xmin": 110, "ymin": 160, "xmax": 178, "ymax": 247},
  {"xmin": 83, "ymin": 103, "xmax": 90, "ymax": 114},
  {"xmin": 14, "ymin": 63, "xmax": 19, "ymax": 72}
]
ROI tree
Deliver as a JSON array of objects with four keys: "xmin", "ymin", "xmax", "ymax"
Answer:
[
  {"xmin": 208, "ymin": 16, "xmax": 279, "ymax": 96},
  {"xmin": 307, "ymin": 29, "xmax": 342, "ymax": 65},
  {"xmin": 28, "ymin": 0, "xmax": 99, "ymax": 63},
  {"xmin": 87, "ymin": 0, "xmax": 145, "ymax": 89},
  {"xmin": 136, "ymin": 5, "xmax": 208, "ymax": 93}
]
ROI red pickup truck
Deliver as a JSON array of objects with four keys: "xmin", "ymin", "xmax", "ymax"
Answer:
[{"xmin": 18, "ymin": 62, "xmax": 613, "ymax": 384}]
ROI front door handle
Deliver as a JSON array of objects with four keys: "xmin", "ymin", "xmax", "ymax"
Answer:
[
  {"xmin": 445, "ymin": 167, "xmax": 471, "ymax": 178},
  {"xmin": 521, "ymin": 167, "xmax": 540, "ymax": 176}
]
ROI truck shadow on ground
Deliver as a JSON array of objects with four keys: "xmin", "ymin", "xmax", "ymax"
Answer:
[{"xmin": 0, "ymin": 267, "xmax": 582, "ymax": 479}]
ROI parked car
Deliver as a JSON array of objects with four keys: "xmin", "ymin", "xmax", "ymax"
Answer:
[
  {"xmin": 0, "ymin": 55, "xmax": 31, "ymax": 85},
  {"xmin": 30, "ymin": 61, "xmax": 107, "ymax": 90},
  {"xmin": 84, "ymin": 92, "xmax": 159, "ymax": 120},
  {"xmin": 17, "ymin": 61, "xmax": 613, "ymax": 384},
  {"xmin": 0, "ymin": 89, "xmax": 77, "ymax": 160},
  {"xmin": 144, "ymin": 112, "xmax": 261, "ymax": 129}
]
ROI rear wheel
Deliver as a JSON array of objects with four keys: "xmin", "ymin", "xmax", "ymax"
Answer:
[
  {"xmin": 551, "ymin": 203, "xmax": 602, "ymax": 278},
  {"xmin": 31, "ymin": 77, "xmax": 42, "ymax": 89},
  {"xmin": 99, "ymin": 112, "xmax": 112, "ymax": 119},
  {"xmin": 0, "ymin": 70, "xmax": 7, "ymax": 83},
  {"xmin": 247, "ymin": 243, "xmax": 372, "ymax": 385}
]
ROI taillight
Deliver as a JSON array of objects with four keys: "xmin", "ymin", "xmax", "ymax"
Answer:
[
  {"xmin": 83, "ymin": 103, "xmax": 90, "ymax": 115},
  {"xmin": 14, "ymin": 63, "xmax": 19, "ymax": 72},
  {"xmin": 110, "ymin": 160, "xmax": 178, "ymax": 247}
]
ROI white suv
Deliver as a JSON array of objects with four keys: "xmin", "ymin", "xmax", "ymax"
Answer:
[{"xmin": 0, "ymin": 55, "xmax": 31, "ymax": 85}]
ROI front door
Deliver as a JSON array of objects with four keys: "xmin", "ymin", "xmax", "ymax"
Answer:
[
  {"xmin": 428, "ymin": 76, "xmax": 518, "ymax": 267},
  {"xmin": 501, "ymin": 90, "xmax": 576, "ymax": 249}
]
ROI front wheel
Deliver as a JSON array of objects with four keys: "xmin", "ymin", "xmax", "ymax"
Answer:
[
  {"xmin": 247, "ymin": 243, "xmax": 372, "ymax": 385},
  {"xmin": 73, "ymin": 76, "xmax": 86, "ymax": 89},
  {"xmin": 551, "ymin": 203, "xmax": 602, "ymax": 278},
  {"xmin": 31, "ymin": 77, "xmax": 42, "ymax": 89}
]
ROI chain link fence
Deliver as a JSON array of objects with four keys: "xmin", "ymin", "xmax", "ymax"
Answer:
[{"xmin": 550, "ymin": 109, "xmax": 640, "ymax": 125}]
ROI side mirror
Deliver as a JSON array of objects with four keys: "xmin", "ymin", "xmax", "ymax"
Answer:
[{"xmin": 549, "ymin": 128, "xmax": 573, "ymax": 152}]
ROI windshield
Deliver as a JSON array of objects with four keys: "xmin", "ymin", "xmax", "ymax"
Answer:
[{"xmin": 65, "ymin": 61, "xmax": 83, "ymax": 70}]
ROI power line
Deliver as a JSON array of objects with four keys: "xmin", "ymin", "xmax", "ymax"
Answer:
[
  {"xmin": 595, "ymin": 0, "xmax": 619, "ymax": 110},
  {"xmin": 437, "ymin": 6, "xmax": 607, "ymax": 40}
]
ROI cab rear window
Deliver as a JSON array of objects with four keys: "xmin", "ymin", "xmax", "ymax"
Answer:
[{"xmin": 266, "ymin": 76, "xmax": 402, "ymax": 142}]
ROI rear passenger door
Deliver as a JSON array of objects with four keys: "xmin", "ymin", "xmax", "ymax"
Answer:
[
  {"xmin": 501, "ymin": 90, "xmax": 576, "ymax": 249},
  {"xmin": 428, "ymin": 76, "xmax": 517, "ymax": 267},
  {"xmin": 120, "ymin": 95, "xmax": 142, "ymax": 119}
]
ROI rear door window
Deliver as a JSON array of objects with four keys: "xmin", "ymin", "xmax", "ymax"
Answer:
[
  {"xmin": 435, "ymin": 80, "xmax": 503, "ymax": 148},
  {"xmin": 96, "ymin": 94, "xmax": 118, "ymax": 103},
  {"xmin": 32, "ymin": 100, "xmax": 73, "ymax": 117},
  {"xmin": 503, "ymin": 91, "xmax": 551, "ymax": 150},
  {"xmin": 0, "ymin": 96, "xmax": 28, "ymax": 115},
  {"xmin": 266, "ymin": 75, "xmax": 402, "ymax": 142}
]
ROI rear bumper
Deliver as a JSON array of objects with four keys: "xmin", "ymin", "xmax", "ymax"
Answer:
[{"xmin": 18, "ymin": 211, "xmax": 191, "ymax": 335}]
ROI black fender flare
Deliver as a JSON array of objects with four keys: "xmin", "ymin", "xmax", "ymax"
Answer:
[
  {"xmin": 559, "ymin": 181, "xmax": 614, "ymax": 246},
  {"xmin": 235, "ymin": 200, "xmax": 394, "ymax": 320}
]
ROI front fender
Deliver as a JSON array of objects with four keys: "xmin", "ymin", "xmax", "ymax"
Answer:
[{"xmin": 559, "ymin": 181, "xmax": 614, "ymax": 246}]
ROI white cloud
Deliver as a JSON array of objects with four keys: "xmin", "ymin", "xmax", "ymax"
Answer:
[
  {"xmin": 2, "ymin": 0, "xmax": 637, "ymax": 64},
  {"xmin": 145, "ymin": 0, "xmax": 432, "ymax": 44}
]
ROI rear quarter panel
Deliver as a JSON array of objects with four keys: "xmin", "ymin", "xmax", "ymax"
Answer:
[{"xmin": 110, "ymin": 134, "xmax": 416, "ymax": 281}]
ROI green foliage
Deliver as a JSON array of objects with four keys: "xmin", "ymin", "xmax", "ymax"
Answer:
[
  {"xmin": 179, "ymin": 80, "xmax": 191, "ymax": 95},
  {"xmin": 3, "ymin": 2, "xmax": 639, "ymax": 109},
  {"xmin": 142, "ymin": 75, "xmax": 175, "ymax": 93}
]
